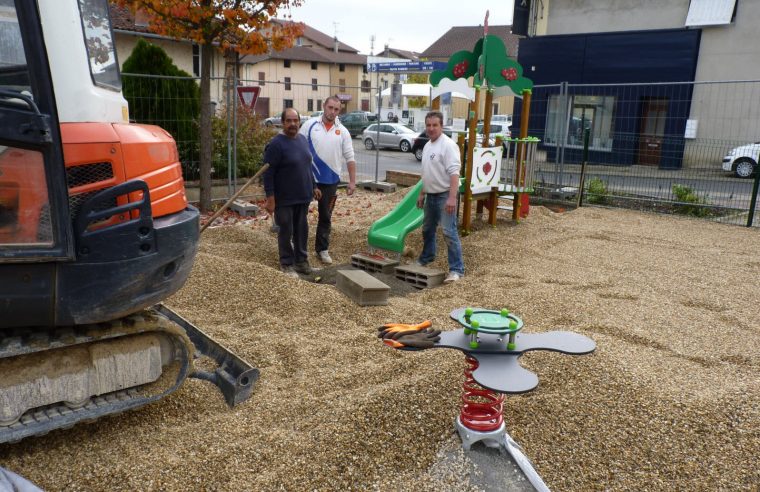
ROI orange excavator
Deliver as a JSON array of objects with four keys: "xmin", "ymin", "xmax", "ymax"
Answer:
[{"xmin": 0, "ymin": 0, "xmax": 256, "ymax": 443}]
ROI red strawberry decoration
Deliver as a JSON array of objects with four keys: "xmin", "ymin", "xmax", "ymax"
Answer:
[
  {"xmin": 502, "ymin": 67, "xmax": 518, "ymax": 81},
  {"xmin": 483, "ymin": 161, "xmax": 492, "ymax": 175},
  {"xmin": 453, "ymin": 60, "xmax": 469, "ymax": 78}
]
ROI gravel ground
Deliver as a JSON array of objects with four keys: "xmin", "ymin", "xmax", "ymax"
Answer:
[{"xmin": 1, "ymin": 188, "xmax": 758, "ymax": 491}]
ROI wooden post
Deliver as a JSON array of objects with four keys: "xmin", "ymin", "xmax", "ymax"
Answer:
[
  {"xmin": 462, "ymin": 88, "xmax": 481, "ymax": 234},
  {"xmin": 513, "ymin": 89, "xmax": 532, "ymax": 221},
  {"xmin": 482, "ymin": 90, "xmax": 494, "ymax": 147},
  {"xmin": 489, "ymin": 136, "xmax": 502, "ymax": 226},
  {"xmin": 476, "ymin": 90, "xmax": 495, "ymax": 222},
  {"xmin": 457, "ymin": 133, "xmax": 466, "ymax": 222},
  {"xmin": 457, "ymin": 132, "xmax": 466, "ymax": 161}
]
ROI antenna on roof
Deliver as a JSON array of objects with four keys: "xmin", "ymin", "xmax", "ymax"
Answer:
[
  {"xmin": 333, "ymin": 22, "xmax": 340, "ymax": 53},
  {"xmin": 370, "ymin": 35, "xmax": 375, "ymax": 55}
]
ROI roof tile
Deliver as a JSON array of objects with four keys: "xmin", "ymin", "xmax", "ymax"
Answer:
[{"xmin": 420, "ymin": 25, "xmax": 520, "ymax": 60}]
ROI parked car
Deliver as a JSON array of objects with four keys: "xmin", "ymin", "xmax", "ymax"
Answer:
[
  {"xmin": 459, "ymin": 123, "xmax": 511, "ymax": 153},
  {"xmin": 362, "ymin": 123, "xmax": 417, "ymax": 152},
  {"xmin": 263, "ymin": 113, "xmax": 310, "ymax": 128},
  {"xmin": 263, "ymin": 115, "xmax": 281, "ymax": 128},
  {"xmin": 491, "ymin": 114, "xmax": 513, "ymax": 127},
  {"xmin": 722, "ymin": 142, "xmax": 760, "ymax": 178},
  {"xmin": 411, "ymin": 127, "xmax": 454, "ymax": 161},
  {"xmin": 339, "ymin": 111, "xmax": 371, "ymax": 137},
  {"xmin": 310, "ymin": 111, "xmax": 324, "ymax": 118},
  {"xmin": 474, "ymin": 123, "xmax": 511, "ymax": 147}
]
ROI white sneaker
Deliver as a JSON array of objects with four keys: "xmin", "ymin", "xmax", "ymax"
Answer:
[
  {"xmin": 443, "ymin": 272, "xmax": 462, "ymax": 284},
  {"xmin": 318, "ymin": 250, "xmax": 333, "ymax": 264}
]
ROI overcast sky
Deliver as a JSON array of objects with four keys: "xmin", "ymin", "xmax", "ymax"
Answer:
[{"xmin": 278, "ymin": 0, "xmax": 516, "ymax": 55}]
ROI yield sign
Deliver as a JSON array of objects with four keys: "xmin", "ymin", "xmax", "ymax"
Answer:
[{"xmin": 236, "ymin": 86, "xmax": 261, "ymax": 110}]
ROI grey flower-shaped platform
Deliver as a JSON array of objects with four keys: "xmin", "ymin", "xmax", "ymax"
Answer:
[{"xmin": 431, "ymin": 308, "xmax": 596, "ymax": 394}]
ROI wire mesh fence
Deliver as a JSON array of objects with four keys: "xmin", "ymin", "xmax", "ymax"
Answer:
[
  {"xmin": 520, "ymin": 80, "xmax": 760, "ymax": 226},
  {"xmin": 121, "ymin": 73, "xmax": 396, "ymax": 188},
  {"xmin": 121, "ymin": 72, "xmax": 760, "ymax": 226}
]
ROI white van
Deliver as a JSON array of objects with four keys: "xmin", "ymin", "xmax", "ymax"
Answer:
[{"xmin": 491, "ymin": 114, "xmax": 513, "ymax": 127}]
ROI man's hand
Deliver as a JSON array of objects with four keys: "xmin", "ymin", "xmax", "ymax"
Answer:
[
  {"xmin": 347, "ymin": 161, "xmax": 356, "ymax": 196},
  {"xmin": 445, "ymin": 195, "xmax": 456, "ymax": 215},
  {"xmin": 416, "ymin": 194, "xmax": 425, "ymax": 209},
  {"xmin": 313, "ymin": 188, "xmax": 322, "ymax": 200},
  {"xmin": 265, "ymin": 196, "xmax": 275, "ymax": 214}
]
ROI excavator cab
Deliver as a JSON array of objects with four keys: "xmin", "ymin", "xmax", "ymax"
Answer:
[
  {"xmin": 0, "ymin": 0, "xmax": 257, "ymax": 443},
  {"xmin": 1, "ymin": 0, "xmax": 197, "ymax": 326},
  {"xmin": 1, "ymin": 0, "xmax": 76, "ymax": 328}
]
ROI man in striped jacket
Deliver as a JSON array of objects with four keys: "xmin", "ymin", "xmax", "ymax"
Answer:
[{"xmin": 299, "ymin": 96, "xmax": 356, "ymax": 265}]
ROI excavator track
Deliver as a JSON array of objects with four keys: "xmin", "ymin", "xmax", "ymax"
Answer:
[{"xmin": 0, "ymin": 306, "xmax": 258, "ymax": 444}]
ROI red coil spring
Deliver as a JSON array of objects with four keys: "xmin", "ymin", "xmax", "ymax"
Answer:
[{"xmin": 459, "ymin": 356, "xmax": 504, "ymax": 432}]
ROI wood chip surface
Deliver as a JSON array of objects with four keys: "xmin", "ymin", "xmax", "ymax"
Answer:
[{"xmin": 1, "ymin": 189, "xmax": 758, "ymax": 491}]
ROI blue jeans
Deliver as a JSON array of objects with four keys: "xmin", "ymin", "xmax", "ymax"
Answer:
[{"xmin": 419, "ymin": 192, "xmax": 464, "ymax": 275}]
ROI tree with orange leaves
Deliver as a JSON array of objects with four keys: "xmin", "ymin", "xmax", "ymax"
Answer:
[{"xmin": 115, "ymin": 0, "xmax": 304, "ymax": 212}]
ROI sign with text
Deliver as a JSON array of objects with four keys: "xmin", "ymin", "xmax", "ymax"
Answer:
[
  {"xmin": 236, "ymin": 86, "xmax": 261, "ymax": 110},
  {"xmin": 367, "ymin": 61, "xmax": 447, "ymax": 73}
]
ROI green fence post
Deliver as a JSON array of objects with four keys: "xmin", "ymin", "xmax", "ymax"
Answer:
[
  {"xmin": 747, "ymin": 168, "xmax": 760, "ymax": 227},
  {"xmin": 577, "ymin": 128, "xmax": 591, "ymax": 208}
]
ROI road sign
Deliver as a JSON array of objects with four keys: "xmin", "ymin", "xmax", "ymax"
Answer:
[
  {"xmin": 236, "ymin": 86, "xmax": 261, "ymax": 110},
  {"xmin": 367, "ymin": 61, "xmax": 447, "ymax": 73}
]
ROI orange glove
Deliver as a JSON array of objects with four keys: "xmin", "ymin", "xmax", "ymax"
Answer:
[
  {"xmin": 382, "ymin": 328, "xmax": 441, "ymax": 349},
  {"xmin": 378, "ymin": 320, "xmax": 432, "ymax": 340},
  {"xmin": 378, "ymin": 320, "xmax": 440, "ymax": 349}
]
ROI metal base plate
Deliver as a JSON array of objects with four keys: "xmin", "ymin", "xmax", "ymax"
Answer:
[{"xmin": 455, "ymin": 418, "xmax": 550, "ymax": 492}]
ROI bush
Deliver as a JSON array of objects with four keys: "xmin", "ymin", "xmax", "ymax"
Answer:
[
  {"xmin": 586, "ymin": 177, "xmax": 608, "ymax": 204},
  {"xmin": 121, "ymin": 39, "xmax": 200, "ymax": 177},
  {"xmin": 211, "ymin": 108, "xmax": 278, "ymax": 178},
  {"xmin": 672, "ymin": 184, "xmax": 710, "ymax": 217}
]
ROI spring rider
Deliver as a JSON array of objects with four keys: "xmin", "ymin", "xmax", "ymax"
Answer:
[{"xmin": 378, "ymin": 307, "xmax": 596, "ymax": 491}]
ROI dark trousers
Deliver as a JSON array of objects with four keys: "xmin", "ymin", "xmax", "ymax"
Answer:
[
  {"xmin": 315, "ymin": 183, "xmax": 338, "ymax": 253},
  {"xmin": 274, "ymin": 203, "xmax": 309, "ymax": 266}
]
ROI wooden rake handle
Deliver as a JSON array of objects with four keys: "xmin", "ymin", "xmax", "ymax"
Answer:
[{"xmin": 199, "ymin": 163, "xmax": 270, "ymax": 234}]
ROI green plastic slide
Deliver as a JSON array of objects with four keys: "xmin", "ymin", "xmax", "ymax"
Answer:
[{"xmin": 367, "ymin": 180, "xmax": 424, "ymax": 253}]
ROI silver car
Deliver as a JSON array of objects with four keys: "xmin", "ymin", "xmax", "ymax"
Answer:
[
  {"xmin": 263, "ymin": 113, "xmax": 310, "ymax": 128},
  {"xmin": 465, "ymin": 123, "xmax": 512, "ymax": 151},
  {"xmin": 362, "ymin": 123, "xmax": 417, "ymax": 152}
]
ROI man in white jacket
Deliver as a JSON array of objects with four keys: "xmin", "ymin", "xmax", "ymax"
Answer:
[
  {"xmin": 299, "ymin": 96, "xmax": 356, "ymax": 265},
  {"xmin": 416, "ymin": 111, "xmax": 464, "ymax": 283}
]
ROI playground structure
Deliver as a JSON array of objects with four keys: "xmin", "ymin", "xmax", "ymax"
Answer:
[
  {"xmin": 366, "ymin": 180, "xmax": 424, "ymax": 257},
  {"xmin": 428, "ymin": 17, "xmax": 536, "ymax": 233},
  {"xmin": 378, "ymin": 307, "xmax": 596, "ymax": 491},
  {"xmin": 363, "ymin": 17, "xmax": 539, "ymax": 261}
]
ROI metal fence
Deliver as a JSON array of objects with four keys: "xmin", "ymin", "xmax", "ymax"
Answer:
[
  {"xmin": 122, "ymin": 73, "xmax": 399, "ymax": 191},
  {"xmin": 520, "ymin": 80, "xmax": 760, "ymax": 226},
  {"xmin": 122, "ymin": 73, "xmax": 760, "ymax": 226}
]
